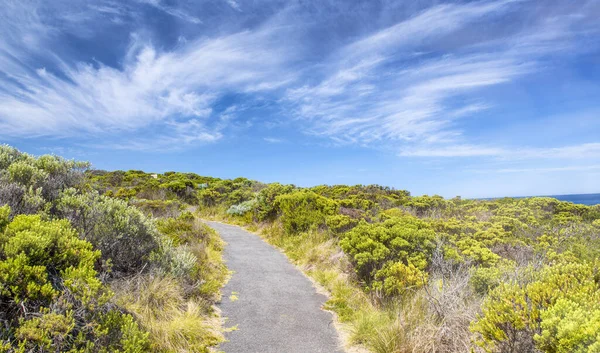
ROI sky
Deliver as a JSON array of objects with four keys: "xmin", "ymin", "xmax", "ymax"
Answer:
[{"xmin": 1, "ymin": 0, "xmax": 599, "ymax": 198}]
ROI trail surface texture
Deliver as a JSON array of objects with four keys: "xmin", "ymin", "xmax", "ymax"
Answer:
[{"xmin": 207, "ymin": 221, "xmax": 344, "ymax": 353}]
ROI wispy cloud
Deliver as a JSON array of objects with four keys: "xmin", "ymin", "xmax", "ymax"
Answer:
[
  {"xmin": 263, "ymin": 137, "xmax": 284, "ymax": 143},
  {"xmin": 0, "ymin": 12, "xmax": 296, "ymax": 146},
  {"xmin": 0, "ymin": 0, "xmax": 599, "ymax": 159},
  {"xmin": 137, "ymin": 0, "xmax": 203, "ymax": 24},
  {"xmin": 102, "ymin": 119, "xmax": 223, "ymax": 151},
  {"xmin": 493, "ymin": 165, "xmax": 600, "ymax": 174},
  {"xmin": 401, "ymin": 143, "xmax": 600, "ymax": 159},
  {"xmin": 400, "ymin": 144, "xmax": 506, "ymax": 157},
  {"xmin": 225, "ymin": 0, "xmax": 241, "ymax": 11},
  {"xmin": 284, "ymin": 0, "xmax": 599, "ymax": 157}
]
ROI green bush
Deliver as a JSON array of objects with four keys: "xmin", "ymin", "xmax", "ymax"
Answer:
[
  {"xmin": 470, "ymin": 261, "xmax": 514, "ymax": 295},
  {"xmin": 57, "ymin": 189, "xmax": 160, "ymax": 276},
  {"xmin": 537, "ymin": 298, "xmax": 600, "ymax": 353},
  {"xmin": 0, "ymin": 211, "xmax": 149, "ymax": 352},
  {"xmin": 0, "ymin": 205, "xmax": 9, "ymax": 232},
  {"xmin": 471, "ymin": 261, "xmax": 600, "ymax": 353},
  {"xmin": 275, "ymin": 191, "xmax": 338, "ymax": 234},
  {"xmin": 325, "ymin": 214, "xmax": 358, "ymax": 235},
  {"xmin": 0, "ymin": 148, "xmax": 88, "ymax": 216},
  {"xmin": 255, "ymin": 183, "xmax": 294, "ymax": 221},
  {"xmin": 340, "ymin": 216, "xmax": 435, "ymax": 293}
]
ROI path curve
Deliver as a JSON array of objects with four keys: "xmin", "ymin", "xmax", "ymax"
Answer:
[{"xmin": 207, "ymin": 221, "xmax": 344, "ymax": 353}]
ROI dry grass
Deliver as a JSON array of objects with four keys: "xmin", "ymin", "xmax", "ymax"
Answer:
[
  {"xmin": 113, "ymin": 275, "xmax": 223, "ymax": 353},
  {"xmin": 109, "ymin": 212, "xmax": 229, "ymax": 353}
]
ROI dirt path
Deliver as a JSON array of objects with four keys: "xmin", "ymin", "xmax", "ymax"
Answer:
[{"xmin": 207, "ymin": 221, "xmax": 344, "ymax": 353}]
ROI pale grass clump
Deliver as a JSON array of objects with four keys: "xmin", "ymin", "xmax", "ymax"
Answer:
[
  {"xmin": 368, "ymin": 295, "xmax": 438, "ymax": 353},
  {"xmin": 190, "ymin": 219, "xmax": 228, "ymax": 300},
  {"xmin": 364, "ymin": 266, "xmax": 479, "ymax": 353},
  {"xmin": 423, "ymin": 276, "xmax": 480, "ymax": 352},
  {"xmin": 114, "ymin": 275, "xmax": 223, "ymax": 353}
]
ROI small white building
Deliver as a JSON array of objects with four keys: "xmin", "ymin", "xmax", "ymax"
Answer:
[{"xmin": 151, "ymin": 174, "xmax": 158, "ymax": 179}]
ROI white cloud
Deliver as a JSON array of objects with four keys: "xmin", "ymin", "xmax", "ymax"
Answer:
[
  {"xmin": 400, "ymin": 144, "xmax": 505, "ymax": 157},
  {"xmin": 137, "ymin": 0, "xmax": 202, "ymax": 24},
  {"xmin": 263, "ymin": 137, "xmax": 284, "ymax": 143},
  {"xmin": 0, "ymin": 0, "xmax": 598, "ymax": 158},
  {"xmin": 284, "ymin": 0, "xmax": 599, "ymax": 158},
  {"xmin": 493, "ymin": 165, "xmax": 600, "ymax": 174},
  {"xmin": 0, "ymin": 22, "xmax": 296, "ymax": 142},
  {"xmin": 400, "ymin": 142, "xmax": 600, "ymax": 159},
  {"xmin": 339, "ymin": 0, "xmax": 516, "ymax": 61},
  {"xmin": 225, "ymin": 0, "xmax": 241, "ymax": 11},
  {"xmin": 104, "ymin": 119, "xmax": 223, "ymax": 151}
]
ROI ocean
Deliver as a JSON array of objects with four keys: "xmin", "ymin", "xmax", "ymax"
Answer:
[
  {"xmin": 480, "ymin": 193, "xmax": 600, "ymax": 206},
  {"xmin": 547, "ymin": 193, "xmax": 600, "ymax": 206}
]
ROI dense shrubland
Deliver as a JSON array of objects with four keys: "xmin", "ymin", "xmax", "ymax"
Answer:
[
  {"xmin": 185, "ymin": 173, "xmax": 600, "ymax": 353},
  {"xmin": 5, "ymin": 143, "xmax": 600, "ymax": 353},
  {"xmin": 0, "ymin": 146, "xmax": 227, "ymax": 352}
]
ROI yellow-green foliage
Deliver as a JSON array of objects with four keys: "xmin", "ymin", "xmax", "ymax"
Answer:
[
  {"xmin": 0, "ymin": 145, "xmax": 89, "ymax": 215},
  {"xmin": 157, "ymin": 211, "xmax": 196, "ymax": 246},
  {"xmin": 0, "ymin": 212, "xmax": 149, "ymax": 352},
  {"xmin": 255, "ymin": 183, "xmax": 295, "ymax": 221},
  {"xmin": 405, "ymin": 195, "xmax": 449, "ymax": 216},
  {"xmin": 87, "ymin": 169, "xmax": 219, "ymax": 205},
  {"xmin": 0, "ymin": 205, "xmax": 9, "ymax": 232},
  {"xmin": 325, "ymin": 214, "xmax": 359, "ymax": 235},
  {"xmin": 275, "ymin": 191, "xmax": 338, "ymax": 234},
  {"xmin": 470, "ymin": 260, "xmax": 515, "ymax": 295},
  {"xmin": 340, "ymin": 215, "xmax": 435, "ymax": 295},
  {"xmin": 471, "ymin": 261, "xmax": 600, "ymax": 353},
  {"xmin": 9, "ymin": 143, "xmax": 595, "ymax": 353}
]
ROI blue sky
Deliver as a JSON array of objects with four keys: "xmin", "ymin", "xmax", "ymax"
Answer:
[{"xmin": 1, "ymin": 0, "xmax": 599, "ymax": 198}]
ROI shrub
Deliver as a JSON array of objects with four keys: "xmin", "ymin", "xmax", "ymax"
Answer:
[
  {"xmin": 156, "ymin": 211, "xmax": 197, "ymax": 246},
  {"xmin": 340, "ymin": 216, "xmax": 436, "ymax": 294},
  {"xmin": 0, "ymin": 182, "xmax": 26, "ymax": 215},
  {"xmin": 0, "ymin": 148, "xmax": 89, "ymax": 218},
  {"xmin": 0, "ymin": 212, "xmax": 149, "ymax": 352},
  {"xmin": 275, "ymin": 191, "xmax": 338, "ymax": 234},
  {"xmin": 326, "ymin": 214, "xmax": 358, "ymax": 235},
  {"xmin": 155, "ymin": 213, "xmax": 227, "ymax": 299},
  {"xmin": 536, "ymin": 298, "xmax": 600, "ymax": 353},
  {"xmin": 131, "ymin": 199, "xmax": 182, "ymax": 218},
  {"xmin": 255, "ymin": 183, "xmax": 294, "ymax": 221},
  {"xmin": 57, "ymin": 189, "xmax": 160, "ymax": 276},
  {"xmin": 198, "ymin": 189, "xmax": 221, "ymax": 207},
  {"xmin": 375, "ymin": 261, "xmax": 428, "ymax": 296},
  {"xmin": 471, "ymin": 261, "xmax": 600, "ymax": 353},
  {"xmin": 0, "ymin": 205, "xmax": 9, "ymax": 232},
  {"xmin": 227, "ymin": 199, "xmax": 258, "ymax": 216},
  {"xmin": 7, "ymin": 160, "xmax": 48, "ymax": 187},
  {"xmin": 0, "ymin": 145, "xmax": 23, "ymax": 170},
  {"xmin": 470, "ymin": 263, "xmax": 511, "ymax": 295}
]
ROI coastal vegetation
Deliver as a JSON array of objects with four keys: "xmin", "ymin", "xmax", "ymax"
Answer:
[
  {"xmin": 0, "ymin": 146, "xmax": 227, "ymax": 352},
  {"xmin": 2, "ymin": 144, "xmax": 600, "ymax": 352},
  {"xmin": 188, "ymin": 176, "xmax": 599, "ymax": 352}
]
